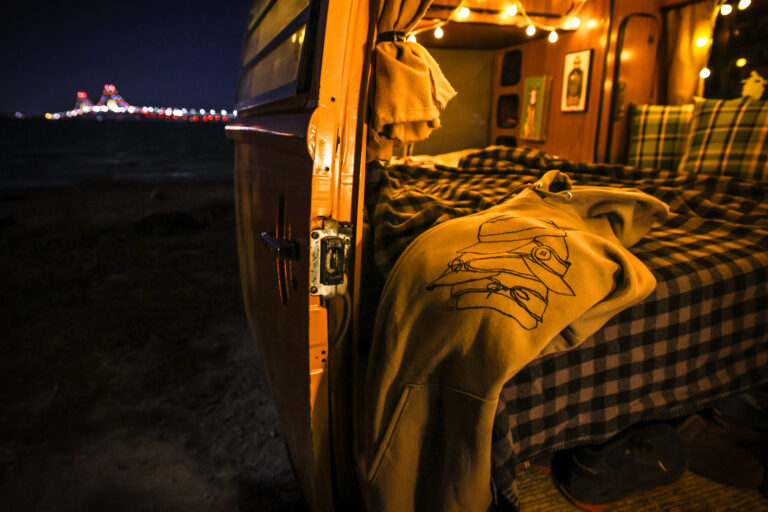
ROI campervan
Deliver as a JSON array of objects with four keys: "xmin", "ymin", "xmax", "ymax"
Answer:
[{"xmin": 226, "ymin": 1, "xmax": 768, "ymax": 510}]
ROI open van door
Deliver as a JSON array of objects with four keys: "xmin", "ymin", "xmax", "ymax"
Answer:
[{"xmin": 225, "ymin": 0, "xmax": 371, "ymax": 509}]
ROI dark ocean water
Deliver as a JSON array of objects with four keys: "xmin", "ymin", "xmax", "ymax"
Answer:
[{"xmin": 0, "ymin": 118, "xmax": 235, "ymax": 188}]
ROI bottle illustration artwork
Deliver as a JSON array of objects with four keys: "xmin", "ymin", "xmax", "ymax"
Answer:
[{"xmin": 566, "ymin": 56, "xmax": 584, "ymax": 107}]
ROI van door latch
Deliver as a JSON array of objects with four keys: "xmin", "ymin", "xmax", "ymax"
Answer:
[{"xmin": 310, "ymin": 219, "xmax": 353, "ymax": 298}]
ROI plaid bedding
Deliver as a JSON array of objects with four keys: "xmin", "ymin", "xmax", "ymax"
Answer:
[{"xmin": 367, "ymin": 146, "xmax": 768, "ymax": 511}]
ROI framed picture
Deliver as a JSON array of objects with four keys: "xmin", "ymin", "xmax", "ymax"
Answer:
[
  {"xmin": 561, "ymin": 49, "xmax": 592, "ymax": 112},
  {"xmin": 520, "ymin": 76, "xmax": 552, "ymax": 141}
]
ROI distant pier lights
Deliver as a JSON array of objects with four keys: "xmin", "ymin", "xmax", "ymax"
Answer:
[{"xmin": 44, "ymin": 84, "xmax": 235, "ymax": 122}]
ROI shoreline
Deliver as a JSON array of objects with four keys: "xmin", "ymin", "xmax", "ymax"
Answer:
[{"xmin": 0, "ymin": 178, "xmax": 306, "ymax": 511}]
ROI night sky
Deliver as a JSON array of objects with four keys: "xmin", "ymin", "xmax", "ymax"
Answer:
[{"xmin": 0, "ymin": 0, "xmax": 250, "ymax": 115}]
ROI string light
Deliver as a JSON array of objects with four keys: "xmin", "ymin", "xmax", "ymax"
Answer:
[
  {"xmin": 566, "ymin": 17, "xmax": 581, "ymax": 29},
  {"xmin": 738, "ymin": 0, "xmax": 750, "ymax": 9},
  {"xmin": 736, "ymin": 57, "xmax": 747, "ymax": 67},
  {"xmin": 695, "ymin": 36, "xmax": 709, "ymax": 47},
  {"xmin": 699, "ymin": 67, "xmax": 711, "ymax": 79},
  {"xmin": 407, "ymin": 34, "xmax": 416, "ymax": 42},
  {"xmin": 587, "ymin": 19, "xmax": 597, "ymax": 28},
  {"xmin": 720, "ymin": 3, "xmax": 733, "ymax": 15},
  {"xmin": 411, "ymin": 0, "xmax": 588, "ymax": 41},
  {"xmin": 548, "ymin": 30, "xmax": 558, "ymax": 43}
]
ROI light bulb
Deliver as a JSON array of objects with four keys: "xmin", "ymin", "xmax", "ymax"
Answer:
[
  {"xmin": 738, "ymin": 0, "xmax": 751, "ymax": 9},
  {"xmin": 695, "ymin": 36, "xmax": 709, "ymax": 47},
  {"xmin": 506, "ymin": 5, "xmax": 518, "ymax": 17},
  {"xmin": 434, "ymin": 26, "xmax": 444, "ymax": 39},
  {"xmin": 526, "ymin": 24, "xmax": 536, "ymax": 36},
  {"xmin": 736, "ymin": 57, "xmax": 747, "ymax": 67},
  {"xmin": 720, "ymin": 3, "xmax": 733, "ymax": 15},
  {"xmin": 458, "ymin": 7, "xmax": 470, "ymax": 18},
  {"xmin": 569, "ymin": 17, "xmax": 581, "ymax": 29},
  {"xmin": 699, "ymin": 67, "xmax": 711, "ymax": 79},
  {"xmin": 548, "ymin": 31, "xmax": 558, "ymax": 43},
  {"xmin": 587, "ymin": 19, "xmax": 597, "ymax": 28}
]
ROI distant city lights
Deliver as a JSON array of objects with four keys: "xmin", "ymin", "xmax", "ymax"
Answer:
[{"xmin": 44, "ymin": 83, "xmax": 235, "ymax": 122}]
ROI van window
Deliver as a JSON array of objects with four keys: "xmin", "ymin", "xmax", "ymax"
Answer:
[
  {"xmin": 242, "ymin": 0, "xmax": 309, "ymax": 66},
  {"xmin": 237, "ymin": 0, "xmax": 312, "ymax": 108}
]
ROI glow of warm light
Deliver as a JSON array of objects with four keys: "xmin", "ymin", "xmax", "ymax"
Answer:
[
  {"xmin": 506, "ymin": 4, "xmax": 518, "ymax": 17},
  {"xmin": 621, "ymin": 50, "xmax": 635, "ymax": 61},
  {"xmin": 736, "ymin": 57, "xmax": 747, "ymax": 67},
  {"xmin": 458, "ymin": 7, "xmax": 470, "ymax": 18},
  {"xmin": 695, "ymin": 36, "xmax": 709, "ymax": 47},
  {"xmin": 738, "ymin": 0, "xmax": 751, "ymax": 9},
  {"xmin": 407, "ymin": 34, "xmax": 416, "ymax": 42},
  {"xmin": 699, "ymin": 67, "xmax": 711, "ymax": 79},
  {"xmin": 45, "ymin": 113, "xmax": 52, "ymax": 119},
  {"xmin": 720, "ymin": 3, "xmax": 733, "ymax": 15},
  {"xmin": 434, "ymin": 26, "xmax": 444, "ymax": 38},
  {"xmin": 569, "ymin": 17, "xmax": 581, "ymax": 29},
  {"xmin": 526, "ymin": 24, "xmax": 536, "ymax": 36},
  {"xmin": 548, "ymin": 30, "xmax": 558, "ymax": 43},
  {"xmin": 587, "ymin": 19, "xmax": 597, "ymax": 28}
]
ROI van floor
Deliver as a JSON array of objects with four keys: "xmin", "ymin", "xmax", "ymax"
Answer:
[{"xmin": 517, "ymin": 466, "xmax": 768, "ymax": 512}]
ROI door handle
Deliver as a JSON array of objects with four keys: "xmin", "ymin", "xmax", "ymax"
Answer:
[{"xmin": 260, "ymin": 232, "xmax": 299, "ymax": 260}]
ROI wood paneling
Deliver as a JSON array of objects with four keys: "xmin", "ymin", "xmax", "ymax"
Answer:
[
  {"xmin": 490, "ymin": 0, "xmax": 661, "ymax": 163},
  {"xmin": 491, "ymin": 0, "xmax": 613, "ymax": 162},
  {"xmin": 603, "ymin": 13, "xmax": 660, "ymax": 162},
  {"xmin": 595, "ymin": 0, "xmax": 660, "ymax": 162}
]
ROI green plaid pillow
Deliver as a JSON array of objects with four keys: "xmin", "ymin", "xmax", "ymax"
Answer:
[
  {"xmin": 678, "ymin": 97, "xmax": 768, "ymax": 181},
  {"xmin": 626, "ymin": 103, "xmax": 693, "ymax": 170}
]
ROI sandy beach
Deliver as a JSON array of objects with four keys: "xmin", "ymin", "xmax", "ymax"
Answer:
[{"xmin": 0, "ymin": 179, "xmax": 305, "ymax": 511}]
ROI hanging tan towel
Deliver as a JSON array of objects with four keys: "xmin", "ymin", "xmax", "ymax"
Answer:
[{"xmin": 367, "ymin": 0, "xmax": 457, "ymax": 159}]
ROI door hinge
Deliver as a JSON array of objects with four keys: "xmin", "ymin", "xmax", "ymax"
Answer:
[{"xmin": 310, "ymin": 218, "xmax": 353, "ymax": 298}]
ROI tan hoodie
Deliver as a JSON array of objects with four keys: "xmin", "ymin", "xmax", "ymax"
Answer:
[{"xmin": 358, "ymin": 170, "xmax": 669, "ymax": 512}]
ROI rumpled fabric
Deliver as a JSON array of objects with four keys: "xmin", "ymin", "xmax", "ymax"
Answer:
[
  {"xmin": 357, "ymin": 171, "xmax": 669, "ymax": 511},
  {"xmin": 367, "ymin": 0, "xmax": 457, "ymax": 159}
]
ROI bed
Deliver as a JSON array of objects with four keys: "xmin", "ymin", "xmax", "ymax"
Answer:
[{"xmin": 358, "ymin": 97, "xmax": 768, "ymax": 511}]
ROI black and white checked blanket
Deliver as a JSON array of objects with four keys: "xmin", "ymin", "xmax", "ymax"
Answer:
[{"xmin": 368, "ymin": 146, "xmax": 768, "ymax": 511}]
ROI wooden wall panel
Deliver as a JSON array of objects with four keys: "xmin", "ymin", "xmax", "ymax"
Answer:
[
  {"xmin": 596, "ymin": 0, "xmax": 661, "ymax": 163},
  {"xmin": 603, "ymin": 14, "xmax": 660, "ymax": 162},
  {"xmin": 491, "ymin": 0, "xmax": 662, "ymax": 163},
  {"xmin": 491, "ymin": 0, "xmax": 613, "ymax": 162}
]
